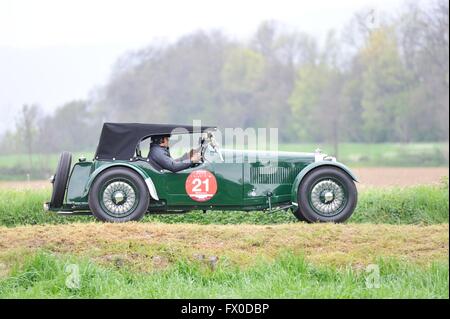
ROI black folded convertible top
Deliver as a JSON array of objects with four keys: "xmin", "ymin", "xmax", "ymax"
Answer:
[{"xmin": 94, "ymin": 122, "xmax": 216, "ymax": 160}]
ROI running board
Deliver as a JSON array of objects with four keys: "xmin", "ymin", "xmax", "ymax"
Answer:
[
  {"xmin": 54, "ymin": 211, "xmax": 92, "ymax": 216},
  {"xmin": 44, "ymin": 202, "xmax": 91, "ymax": 215},
  {"xmin": 265, "ymin": 204, "xmax": 294, "ymax": 214}
]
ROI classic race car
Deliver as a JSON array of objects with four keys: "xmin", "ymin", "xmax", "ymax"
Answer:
[{"xmin": 45, "ymin": 123, "xmax": 358, "ymax": 223}]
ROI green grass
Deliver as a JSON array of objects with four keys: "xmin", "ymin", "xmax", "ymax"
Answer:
[
  {"xmin": 0, "ymin": 152, "xmax": 93, "ymax": 180},
  {"xmin": 350, "ymin": 182, "xmax": 450, "ymax": 224},
  {"xmin": 278, "ymin": 143, "xmax": 449, "ymax": 167},
  {"xmin": 0, "ymin": 143, "xmax": 448, "ymax": 180},
  {"xmin": 0, "ymin": 251, "xmax": 447, "ymax": 298},
  {"xmin": 0, "ymin": 182, "xmax": 448, "ymax": 227},
  {"xmin": 144, "ymin": 182, "xmax": 449, "ymax": 225},
  {"xmin": 0, "ymin": 188, "xmax": 95, "ymax": 226}
]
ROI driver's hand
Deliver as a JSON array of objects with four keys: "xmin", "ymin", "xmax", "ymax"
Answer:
[{"xmin": 190, "ymin": 151, "xmax": 201, "ymax": 163}]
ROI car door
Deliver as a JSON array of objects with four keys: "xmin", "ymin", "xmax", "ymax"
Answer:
[
  {"xmin": 208, "ymin": 148, "xmax": 244, "ymax": 207},
  {"xmin": 164, "ymin": 147, "xmax": 243, "ymax": 207},
  {"xmin": 164, "ymin": 160, "xmax": 215, "ymax": 205}
]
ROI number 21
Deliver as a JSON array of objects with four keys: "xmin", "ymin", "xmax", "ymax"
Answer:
[{"xmin": 192, "ymin": 178, "xmax": 209, "ymax": 192}]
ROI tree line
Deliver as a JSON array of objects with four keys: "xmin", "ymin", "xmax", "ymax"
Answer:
[{"xmin": 1, "ymin": 0, "xmax": 448, "ymax": 157}]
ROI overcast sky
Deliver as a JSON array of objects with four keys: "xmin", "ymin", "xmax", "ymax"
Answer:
[{"xmin": 0, "ymin": 0, "xmax": 420, "ymax": 133}]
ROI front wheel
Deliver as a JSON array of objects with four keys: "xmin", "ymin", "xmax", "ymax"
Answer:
[
  {"xmin": 293, "ymin": 167, "xmax": 357, "ymax": 223},
  {"xmin": 88, "ymin": 167, "xmax": 149, "ymax": 222}
]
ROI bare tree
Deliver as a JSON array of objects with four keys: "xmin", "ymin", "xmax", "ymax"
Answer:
[{"xmin": 16, "ymin": 104, "xmax": 41, "ymax": 173}]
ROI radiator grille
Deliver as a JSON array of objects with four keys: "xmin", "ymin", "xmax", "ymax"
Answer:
[{"xmin": 249, "ymin": 166, "xmax": 301, "ymax": 184}]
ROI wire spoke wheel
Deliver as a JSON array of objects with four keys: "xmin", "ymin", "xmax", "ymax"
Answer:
[
  {"xmin": 89, "ymin": 167, "xmax": 149, "ymax": 222},
  {"xmin": 100, "ymin": 179, "xmax": 138, "ymax": 218},
  {"xmin": 294, "ymin": 166, "xmax": 357, "ymax": 223},
  {"xmin": 309, "ymin": 179, "xmax": 347, "ymax": 216}
]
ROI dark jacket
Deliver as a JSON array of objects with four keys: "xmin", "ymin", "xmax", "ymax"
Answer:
[{"xmin": 148, "ymin": 144, "xmax": 192, "ymax": 173}]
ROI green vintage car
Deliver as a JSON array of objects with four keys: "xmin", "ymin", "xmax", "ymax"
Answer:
[{"xmin": 45, "ymin": 123, "xmax": 358, "ymax": 223}]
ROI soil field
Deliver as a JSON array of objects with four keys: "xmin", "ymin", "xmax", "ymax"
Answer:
[
  {"xmin": 0, "ymin": 223, "xmax": 448, "ymax": 274},
  {"xmin": 353, "ymin": 167, "xmax": 449, "ymax": 188}
]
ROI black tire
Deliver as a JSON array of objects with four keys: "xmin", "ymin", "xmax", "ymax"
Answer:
[
  {"xmin": 88, "ymin": 167, "xmax": 149, "ymax": 222},
  {"xmin": 50, "ymin": 152, "xmax": 72, "ymax": 209},
  {"xmin": 292, "ymin": 207, "xmax": 310, "ymax": 222},
  {"xmin": 294, "ymin": 167, "xmax": 357, "ymax": 223}
]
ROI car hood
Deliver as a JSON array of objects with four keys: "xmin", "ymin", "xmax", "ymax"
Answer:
[{"xmin": 219, "ymin": 148, "xmax": 316, "ymax": 164}]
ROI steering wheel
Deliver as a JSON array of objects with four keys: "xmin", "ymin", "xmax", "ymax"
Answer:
[
  {"xmin": 191, "ymin": 133, "xmax": 223, "ymax": 166},
  {"xmin": 187, "ymin": 137, "xmax": 205, "ymax": 168},
  {"xmin": 200, "ymin": 142, "xmax": 208, "ymax": 162}
]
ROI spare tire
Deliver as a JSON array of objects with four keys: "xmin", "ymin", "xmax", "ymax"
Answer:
[{"xmin": 50, "ymin": 152, "xmax": 72, "ymax": 209}]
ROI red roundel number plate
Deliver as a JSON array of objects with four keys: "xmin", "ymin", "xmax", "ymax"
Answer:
[{"xmin": 185, "ymin": 170, "xmax": 218, "ymax": 202}]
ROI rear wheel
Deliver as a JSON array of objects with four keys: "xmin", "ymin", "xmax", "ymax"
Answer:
[
  {"xmin": 293, "ymin": 167, "xmax": 357, "ymax": 223},
  {"xmin": 50, "ymin": 152, "xmax": 72, "ymax": 209},
  {"xmin": 292, "ymin": 208, "xmax": 309, "ymax": 222},
  {"xmin": 88, "ymin": 167, "xmax": 149, "ymax": 222}
]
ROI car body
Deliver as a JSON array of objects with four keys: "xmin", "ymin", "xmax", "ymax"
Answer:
[{"xmin": 45, "ymin": 123, "xmax": 358, "ymax": 223}]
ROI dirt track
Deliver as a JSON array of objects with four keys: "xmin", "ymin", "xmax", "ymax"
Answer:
[
  {"xmin": 0, "ymin": 223, "xmax": 448, "ymax": 272},
  {"xmin": 0, "ymin": 180, "xmax": 51, "ymax": 189},
  {"xmin": 0, "ymin": 167, "xmax": 448, "ymax": 190},
  {"xmin": 353, "ymin": 167, "xmax": 449, "ymax": 188}
]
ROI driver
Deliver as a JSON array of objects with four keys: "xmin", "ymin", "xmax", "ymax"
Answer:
[{"xmin": 148, "ymin": 134, "xmax": 201, "ymax": 172}]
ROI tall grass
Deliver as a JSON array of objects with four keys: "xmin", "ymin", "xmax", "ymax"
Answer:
[
  {"xmin": 351, "ymin": 183, "xmax": 449, "ymax": 224},
  {"xmin": 0, "ymin": 182, "xmax": 448, "ymax": 227},
  {"xmin": 0, "ymin": 251, "xmax": 447, "ymax": 298},
  {"xmin": 0, "ymin": 188, "xmax": 94, "ymax": 226}
]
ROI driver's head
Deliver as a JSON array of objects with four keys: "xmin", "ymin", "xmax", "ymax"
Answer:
[{"xmin": 151, "ymin": 134, "xmax": 171, "ymax": 147}]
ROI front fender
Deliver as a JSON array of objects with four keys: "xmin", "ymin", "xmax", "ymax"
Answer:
[
  {"xmin": 83, "ymin": 162, "xmax": 159, "ymax": 200},
  {"xmin": 290, "ymin": 161, "xmax": 358, "ymax": 204}
]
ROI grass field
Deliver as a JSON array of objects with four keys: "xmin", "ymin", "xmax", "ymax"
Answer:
[
  {"xmin": 0, "ymin": 182, "xmax": 447, "ymax": 227},
  {"xmin": 0, "ymin": 142, "xmax": 448, "ymax": 180},
  {"xmin": 0, "ymin": 221, "xmax": 448, "ymax": 298},
  {"xmin": 0, "ymin": 175, "xmax": 447, "ymax": 298},
  {"xmin": 280, "ymin": 142, "xmax": 449, "ymax": 167},
  {"xmin": 0, "ymin": 251, "xmax": 447, "ymax": 298}
]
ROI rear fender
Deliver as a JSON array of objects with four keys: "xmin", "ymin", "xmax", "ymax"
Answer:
[
  {"xmin": 290, "ymin": 161, "xmax": 358, "ymax": 204},
  {"xmin": 83, "ymin": 163, "xmax": 159, "ymax": 200}
]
